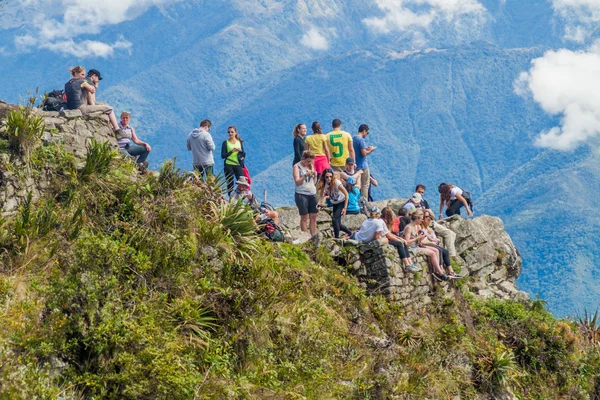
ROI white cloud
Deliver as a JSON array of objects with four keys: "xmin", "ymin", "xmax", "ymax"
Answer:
[
  {"xmin": 9, "ymin": 0, "xmax": 179, "ymax": 57},
  {"xmin": 516, "ymin": 41, "xmax": 600, "ymax": 150},
  {"xmin": 363, "ymin": 0, "xmax": 486, "ymax": 34},
  {"xmin": 552, "ymin": 0, "xmax": 600, "ymax": 42},
  {"xmin": 300, "ymin": 28, "xmax": 329, "ymax": 50}
]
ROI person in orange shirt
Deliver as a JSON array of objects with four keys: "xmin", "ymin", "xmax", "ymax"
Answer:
[{"xmin": 325, "ymin": 119, "xmax": 355, "ymax": 172}]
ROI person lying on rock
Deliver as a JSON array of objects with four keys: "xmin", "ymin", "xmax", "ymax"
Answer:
[
  {"xmin": 420, "ymin": 210, "xmax": 460, "ymax": 279},
  {"xmin": 353, "ymin": 206, "xmax": 421, "ymax": 273},
  {"xmin": 118, "ymin": 111, "xmax": 152, "ymax": 173},
  {"xmin": 64, "ymin": 66, "xmax": 123, "ymax": 137},
  {"xmin": 230, "ymin": 177, "xmax": 279, "ymax": 225},
  {"xmin": 404, "ymin": 209, "xmax": 448, "ymax": 282},
  {"xmin": 438, "ymin": 182, "xmax": 473, "ymax": 219}
]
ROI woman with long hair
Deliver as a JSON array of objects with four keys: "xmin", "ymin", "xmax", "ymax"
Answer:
[
  {"xmin": 404, "ymin": 209, "xmax": 448, "ymax": 281},
  {"xmin": 305, "ymin": 121, "xmax": 331, "ymax": 179},
  {"xmin": 344, "ymin": 176, "xmax": 361, "ymax": 215},
  {"xmin": 292, "ymin": 123, "xmax": 307, "ymax": 165},
  {"xmin": 420, "ymin": 210, "xmax": 460, "ymax": 278},
  {"xmin": 317, "ymin": 169, "xmax": 350, "ymax": 238},
  {"xmin": 381, "ymin": 207, "xmax": 421, "ymax": 273},
  {"xmin": 221, "ymin": 126, "xmax": 245, "ymax": 197},
  {"xmin": 293, "ymin": 150, "xmax": 318, "ymax": 236},
  {"xmin": 438, "ymin": 182, "xmax": 473, "ymax": 219}
]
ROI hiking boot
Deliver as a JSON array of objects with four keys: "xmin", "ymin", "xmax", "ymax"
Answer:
[
  {"xmin": 138, "ymin": 160, "xmax": 149, "ymax": 173},
  {"xmin": 114, "ymin": 128, "xmax": 128, "ymax": 139},
  {"xmin": 404, "ymin": 263, "xmax": 421, "ymax": 273}
]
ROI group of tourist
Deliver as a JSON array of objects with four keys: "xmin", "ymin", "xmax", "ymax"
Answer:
[
  {"xmin": 63, "ymin": 67, "xmax": 152, "ymax": 172},
  {"xmin": 60, "ymin": 68, "xmax": 475, "ymax": 283}
]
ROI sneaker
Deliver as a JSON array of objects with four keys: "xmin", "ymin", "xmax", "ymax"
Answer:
[
  {"xmin": 441, "ymin": 273, "xmax": 449, "ymax": 281},
  {"xmin": 432, "ymin": 272, "xmax": 443, "ymax": 282},
  {"xmin": 138, "ymin": 160, "xmax": 149, "ymax": 173},
  {"xmin": 432, "ymin": 272, "xmax": 449, "ymax": 282},
  {"xmin": 404, "ymin": 264, "xmax": 421, "ymax": 273},
  {"xmin": 447, "ymin": 272, "xmax": 461, "ymax": 279}
]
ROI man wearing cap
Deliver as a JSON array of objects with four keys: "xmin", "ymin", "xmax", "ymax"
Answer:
[
  {"xmin": 80, "ymin": 69, "xmax": 123, "ymax": 137},
  {"xmin": 326, "ymin": 119, "xmax": 355, "ymax": 172},
  {"xmin": 340, "ymin": 157, "xmax": 363, "ymax": 190},
  {"xmin": 353, "ymin": 124, "xmax": 376, "ymax": 199},
  {"xmin": 230, "ymin": 177, "xmax": 279, "ymax": 225},
  {"xmin": 404, "ymin": 193, "xmax": 423, "ymax": 214}
]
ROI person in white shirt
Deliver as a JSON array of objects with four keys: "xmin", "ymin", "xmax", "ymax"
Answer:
[{"xmin": 438, "ymin": 183, "xmax": 473, "ymax": 219}]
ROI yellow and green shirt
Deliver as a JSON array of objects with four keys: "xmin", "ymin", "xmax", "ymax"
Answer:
[
  {"xmin": 305, "ymin": 134, "xmax": 328, "ymax": 156},
  {"xmin": 226, "ymin": 140, "xmax": 242, "ymax": 165},
  {"xmin": 325, "ymin": 130, "xmax": 353, "ymax": 167}
]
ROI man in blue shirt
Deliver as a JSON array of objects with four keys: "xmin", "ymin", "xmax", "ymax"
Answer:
[{"xmin": 353, "ymin": 124, "xmax": 376, "ymax": 199}]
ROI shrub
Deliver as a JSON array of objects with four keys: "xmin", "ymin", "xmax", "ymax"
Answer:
[
  {"xmin": 475, "ymin": 345, "xmax": 518, "ymax": 392},
  {"xmin": 6, "ymin": 94, "xmax": 45, "ymax": 160}
]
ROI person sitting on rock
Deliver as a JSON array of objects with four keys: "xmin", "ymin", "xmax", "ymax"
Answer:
[
  {"xmin": 339, "ymin": 157, "xmax": 363, "ymax": 191},
  {"xmin": 404, "ymin": 209, "xmax": 448, "ymax": 281},
  {"xmin": 317, "ymin": 170, "xmax": 351, "ymax": 238},
  {"xmin": 404, "ymin": 192, "xmax": 423, "ymax": 214},
  {"xmin": 118, "ymin": 111, "xmax": 151, "ymax": 172},
  {"xmin": 438, "ymin": 182, "xmax": 473, "ymax": 219},
  {"xmin": 392, "ymin": 207, "xmax": 411, "ymax": 235},
  {"xmin": 420, "ymin": 209, "xmax": 460, "ymax": 279},
  {"xmin": 64, "ymin": 67, "xmax": 123, "ymax": 137},
  {"xmin": 230, "ymin": 176, "xmax": 279, "ymax": 225},
  {"xmin": 354, "ymin": 206, "xmax": 421, "ymax": 273},
  {"xmin": 345, "ymin": 176, "xmax": 361, "ymax": 215},
  {"xmin": 415, "ymin": 184, "xmax": 430, "ymax": 209}
]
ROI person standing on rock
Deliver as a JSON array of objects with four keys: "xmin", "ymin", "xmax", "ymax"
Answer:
[
  {"xmin": 354, "ymin": 206, "xmax": 421, "ymax": 273},
  {"xmin": 438, "ymin": 183, "xmax": 473, "ymax": 219},
  {"xmin": 64, "ymin": 67, "xmax": 123, "ymax": 137},
  {"xmin": 326, "ymin": 119, "xmax": 355, "ymax": 172},
  {"xmin": 293, "ymin": 150, "xmax": 318, "ymax": 236},
  {"xmin": 187, "ymin": 119, "xmax": 215, "ymax": 180},
  {"xmin": 221, "ymin": 126, "xmax": 245, "ymax": 198},
  {"xmin": 292, "ymin": 123, "xmax": 307, "ymax": 165},
  {"xmin": 353, "ymin": 124, "xmax": 376, "ymax": 199},
  {"xmin": 317, "ymin": 170, "xmax": 351, "ymax": 238},
  {"xmin": 118, "ymin": 111, "xmax": 152, "ymax": 172},
  {"xmin": 304, "ymin": 121, "xmax": 330, "ymax": 179},
  {"xmin": 404, "ymin": 209, "xmax": 448, "ymax": 281}
]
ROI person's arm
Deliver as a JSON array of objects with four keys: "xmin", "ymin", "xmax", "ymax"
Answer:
[
  {"xmin": 206, "ymin": 134, "xmax": 216, "ymax": 151},
  {"xmin": 348, "ymin": 137, "xmax": 355, "ymax": 159},
  {"xmin": 322, "ymin": 139, "xmax": 331, "ymax": 161},
  {"xmin": 221, "ymin": 141, "xmax": 231, "ymax": 159},
  {"xmin": 293, "ymin": 164, "xmax": 313, "ymax": 186},
  {"xmin": 81, "ymin": 81, "xmax": 96, "ymax": 94},
  {"xmin": 455, "ymin": 193, "xmax": 473, "ymax": 216},
  {"xmin": 131, "ymin": 127, "xmax": 151, "ymax": 151},
  {"xmin": 439, "ymin": 195, "xmax": 445, "ymax": 220},
  {"xmin": 386, "ymin": 232, "xmax": 406, "ymax": 244},
  {"xmin": 370, "ymin": 176, "xmax": 378, "ymax": 186},
  {"xmin": 337, "ymin": 183, "xmax": 349, "ymax": 215},
  {"xmin": 187, "ymin": 135, "xmax": 191, "ymax": 151},
  {"xmin": 293, "ymin": 138, "xmax": 302, "ymax": 158}
]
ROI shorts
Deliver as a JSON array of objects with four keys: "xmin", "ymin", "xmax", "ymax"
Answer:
[
  {"xmin": 314, "ymin": 155, "xmax": 331, "ymax": 175},
  {"xmin": 79, "ymin": 104, "xmax": 113, "ymax": 115},
  {"xmin": 295, "ymin": 193, "xmax": 318, "ymax": 216}
]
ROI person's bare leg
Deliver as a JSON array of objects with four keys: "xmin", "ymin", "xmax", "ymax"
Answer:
[
  {"xmin": 268, "ymin": 211, "xmax": 279, "ymax": 225},
  {"xmin": 300, "ymin": 214, "xmax": 308, "ymax": 232},
  {"xmin": 108, "ymin": 110, "xmax": 119, "ymax": 130},
  {"xmin": 425, "ymin": 248, "xmax": 443, "ymax": 275},
  {"xmin": 309, "ymin": 213, "xmax": 317, "ymax": 236}
]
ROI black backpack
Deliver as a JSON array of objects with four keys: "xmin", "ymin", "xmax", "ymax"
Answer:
[{"xmin": 43, "ymin": 90, "xmax": 65, "ymax": 111}]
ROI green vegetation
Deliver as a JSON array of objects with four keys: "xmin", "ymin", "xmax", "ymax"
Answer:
[
  {"xmin": 0, "ymin": 141, "xmax": 599, "ymax": 399},
  {"xmin": 5, "ymin": 93, "xmax": 45, "ymax": 161}
]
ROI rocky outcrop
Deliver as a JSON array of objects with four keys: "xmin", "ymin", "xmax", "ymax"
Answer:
[
  {"xmin": 279, "ymin": 203, "xmax": 528, "ymax": 313},
  {"xmin": 0, "ymin": 103, "xmax": 117, "ymax": 216}
]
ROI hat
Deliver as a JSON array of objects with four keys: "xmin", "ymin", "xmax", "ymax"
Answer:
[
  {"xmin": 236, "ymin": 176, "xmax": 250, "ymax": 187},
  {"xmin": 410, "ymin": 192, "xmax": 422, "ymax": 204},
  {"xmin": 346, "ymin": 176, "xmax": 356, "ymax": 185},
  {"xmin": 369, "ymin": 206, "xmax": 381, "ymax": 216},
  {"xmin": 87, "ymin": 69, "xmax": 103, "ymax": 80},
  {"xmin": 345, "ymin": 157, "xmax": 355, "ymax": 165}
]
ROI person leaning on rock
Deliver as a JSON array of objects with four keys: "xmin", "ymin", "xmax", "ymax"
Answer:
[
  {"xmin": 64, "ymin": 67, "xmax": 123, "ymax": 137},
  {"xmin": 118, "ymin": 111, "xmax": 151, "ymax": 173}
]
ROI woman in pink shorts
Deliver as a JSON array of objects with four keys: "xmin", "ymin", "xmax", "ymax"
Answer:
[{"xmin": 304, "ymin": 121, "xmax": 331, "ymax": 179}]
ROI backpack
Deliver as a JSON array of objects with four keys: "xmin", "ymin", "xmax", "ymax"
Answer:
[
  {"xmin": 43, "ymin": 90, "xmax": 65, "ymax": 111},
  {"xmin": 259, "ymin": 221, "xmax": 284, "ymax": 242}
]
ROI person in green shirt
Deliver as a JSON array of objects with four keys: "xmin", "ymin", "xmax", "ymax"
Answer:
[{"xmin": 221, "ymin": 126, "xmax": 245, "ymax": 198}]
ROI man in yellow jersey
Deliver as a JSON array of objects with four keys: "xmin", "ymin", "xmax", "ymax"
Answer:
[{"xmin": 326, "ymin": 119, "xmax": 355, "ymax": 172}]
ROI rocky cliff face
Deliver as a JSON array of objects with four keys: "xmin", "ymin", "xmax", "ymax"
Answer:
[
  {"xmin": 0, "ymin": 102, "xmax": 117, "ymax": 215},
  {"xmin": 278, "ymin": 200, "xmax": 528, "ymax": 313}
]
